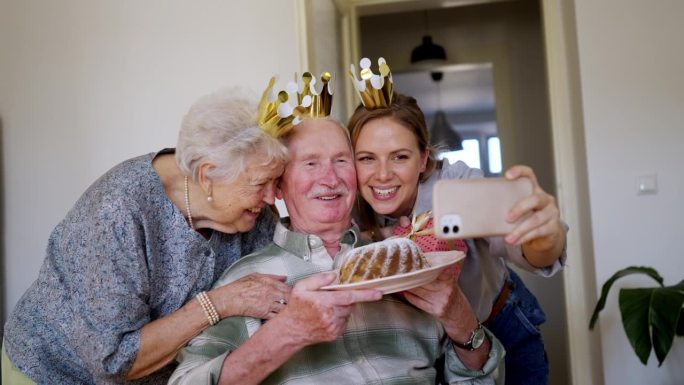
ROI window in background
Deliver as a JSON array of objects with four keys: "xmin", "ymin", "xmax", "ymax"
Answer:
[
  {"xmin": 487, "ymin": 137, "xmax": 502, "ymax": 174},
  {"xmin": 438, "ymin": 139, "xmax": 481, "ymax": 169},
  {"xmin": 391, "ymin": 65, "xmax": 501, "ymax": 177},
  {"xmin": 438, "ymin": 136, "xmax": 502, "ymax": 176}
]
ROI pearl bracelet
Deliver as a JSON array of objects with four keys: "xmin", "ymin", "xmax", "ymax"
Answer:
[{"xmin": 196, "ymin": 291, "xmax": 220, "ymax": 326}]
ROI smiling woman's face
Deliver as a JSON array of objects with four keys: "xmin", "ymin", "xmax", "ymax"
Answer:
[{"xmin": 354, "ymin": 116, "xmax": 428, "ymax": 218}]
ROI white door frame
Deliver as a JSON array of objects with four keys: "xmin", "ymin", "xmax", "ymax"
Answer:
[
  {"xmin": 296, "ymin": 0, "xmax": 603, "ymax": 383},
  {"xmin": 537, "ymin": 1, "xmax": 604, "ymax": 383}
]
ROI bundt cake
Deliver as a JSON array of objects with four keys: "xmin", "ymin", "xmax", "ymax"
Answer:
[{"xmin": 338, "ymin": 237, "xmax": 429, "ymax": 284}]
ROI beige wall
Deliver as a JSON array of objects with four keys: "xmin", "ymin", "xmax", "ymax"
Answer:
[
  {"xmin": 0, "ymin": 0, "xmax": 301, "ymax": 318},
  {"xmin": 574, "ymin": 0, "xmax": 684, "ymax": 383}
]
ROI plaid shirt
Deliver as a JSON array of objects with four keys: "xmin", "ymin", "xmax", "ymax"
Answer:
[{"xmin": 170, "ymin": 222, "xmax": 503, "ymax": 385}]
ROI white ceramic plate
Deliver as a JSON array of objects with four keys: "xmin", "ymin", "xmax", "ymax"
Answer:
[{"xmin": 321, "ymin": 250, "xmax": 466, "ymax": 294}]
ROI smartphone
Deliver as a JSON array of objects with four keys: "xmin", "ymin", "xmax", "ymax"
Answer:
[{"xmin": 433, "ymin": 177, "xmax": 533, "ymax": 239}]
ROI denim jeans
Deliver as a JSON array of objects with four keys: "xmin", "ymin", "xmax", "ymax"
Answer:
[{"xmin": 485, "ymin": 268, "xmax": 549, "ymax": 385}]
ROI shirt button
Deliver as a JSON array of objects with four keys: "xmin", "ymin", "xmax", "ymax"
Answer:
[
  {"xmin": 308, "ymin": 238, "xmax": 319, "ymax": 247},
  {"xmin": 204, "ymin": 250, "xmax": 212, "ymax": 257}
]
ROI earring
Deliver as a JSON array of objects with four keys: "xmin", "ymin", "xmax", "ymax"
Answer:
[{"xmin": 207, "ymin": 195, "xmax": 213, "ymax": 202}]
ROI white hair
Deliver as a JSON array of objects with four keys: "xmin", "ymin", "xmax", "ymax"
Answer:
[
  {"xmin": 175, "ymin": 88, "xmax": 289, "ymax": 183},
  {"xmin": 281, "ymin": 117, "xmax": 352, "ymax": 149}
]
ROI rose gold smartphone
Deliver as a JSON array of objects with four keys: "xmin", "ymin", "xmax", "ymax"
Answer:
[{"xmin": 433, "ymin": 177, "xmax": 533, "ymax": 239}]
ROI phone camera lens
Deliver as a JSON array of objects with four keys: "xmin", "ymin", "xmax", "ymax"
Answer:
[
  {"xmin": 452, "ymin": 225, "xmax": 459, "ymax": 234},
  {"xmin": 442, "ymin": 226, "xmax": 449, "ymax": 234}
]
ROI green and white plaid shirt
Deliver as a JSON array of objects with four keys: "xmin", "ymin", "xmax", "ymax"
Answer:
[{"xmin": 170, "ymin": 222, "xmax": 503, "ymax": 385}]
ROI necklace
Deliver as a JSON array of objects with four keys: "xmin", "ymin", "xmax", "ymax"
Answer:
[{"xmin": 184, "ymin": 175, "xmax": 194, "ymax": 230}]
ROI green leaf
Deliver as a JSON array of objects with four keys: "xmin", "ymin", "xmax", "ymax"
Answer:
[
  {"xmin": 589, "ymin": 266, "xmax": 664, "ymax": 329},
  {"xmin": 671, "ymin": 281, "xmax": 684, "ymax": 336},
  {"xmin": 619, "ymin": 288, "xmax": 653, "ymax": 365},
  {"xmin": 650, "ymin": 287, "xmax": 684, "ymax": 366}
]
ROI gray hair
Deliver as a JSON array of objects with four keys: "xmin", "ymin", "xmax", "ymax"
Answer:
[{"xmin": 175, "ymin": 88, "xmax": 289, "ymax": 182}]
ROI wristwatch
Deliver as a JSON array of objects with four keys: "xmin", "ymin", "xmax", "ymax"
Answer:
[{"xmin": 453, "ymin": 323, "xmax": 486, "ymax": 351}]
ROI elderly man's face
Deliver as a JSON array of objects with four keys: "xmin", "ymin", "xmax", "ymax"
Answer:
[{"xmin": 277, "ymin": 119, "xmax": 356, "ymax": 234}]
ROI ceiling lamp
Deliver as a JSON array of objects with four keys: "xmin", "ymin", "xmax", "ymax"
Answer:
[
  {"xmin": 410, "ymin": 11, "xmax": 447, "ymax": 65},
  {"xmin": 431, "ymin": 110, "xmax": 463, "ymax": 151},
  {"xmin": 411, "ymin": 36, "xmax": 447, "ymax": 64},
  {"xmin": 430, "ymin": 73, "xmax": 463, "ymax": 151}
]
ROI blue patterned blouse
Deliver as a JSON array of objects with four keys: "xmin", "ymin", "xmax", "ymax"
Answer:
[{"xmin": 3, "ymin": 151, "xmax": 277, "ymax": 385}]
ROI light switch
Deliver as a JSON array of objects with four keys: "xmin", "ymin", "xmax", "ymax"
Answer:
[{"xmin": 636, "ymin": 174, "xmax": 657, "ymax": 195}]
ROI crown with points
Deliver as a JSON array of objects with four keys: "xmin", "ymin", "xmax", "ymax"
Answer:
[
  {"xmin": 349, "ymin": 57, "xmax": 394, "ymax": 110},
  {"xmin": 257, "ymin": 72, "xmax": 334, "ymax": 138}
]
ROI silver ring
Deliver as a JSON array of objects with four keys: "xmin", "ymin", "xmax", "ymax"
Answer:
[{"xmin": 276, "ymin": 298, "xmax": 287, "ymax": 305}]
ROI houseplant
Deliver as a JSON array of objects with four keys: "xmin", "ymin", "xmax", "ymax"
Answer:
[{"xmin": 589, "ymin": 266, "xmax": 684, "ymax": 366}]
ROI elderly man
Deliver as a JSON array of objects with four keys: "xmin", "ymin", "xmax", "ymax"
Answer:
[{"xmin": 169, "ymin": 118, "xmax": 504, "ymax": 385}]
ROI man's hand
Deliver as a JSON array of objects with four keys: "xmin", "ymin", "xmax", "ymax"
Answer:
[
  {"xmin": 215, "ymin": 273, "xmax": 379, "ymax": 385},
  {"xmin": 277, "ymin": 272, "xmax": 382, "ymax": 346}
]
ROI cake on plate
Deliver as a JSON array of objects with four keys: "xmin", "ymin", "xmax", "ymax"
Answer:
[{"xmin": 338, "ymin": 237, "xmax": 429, "ymax": 284}]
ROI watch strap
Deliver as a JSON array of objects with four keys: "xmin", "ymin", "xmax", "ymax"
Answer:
[{"xmin": 452, "ymin": 322, "xmax": 485, "ymax": 351}]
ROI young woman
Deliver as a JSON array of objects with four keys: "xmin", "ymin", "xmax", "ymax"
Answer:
[{"xmin": 347, "ymin": 92, "xmax": 567, "ymax": 385}]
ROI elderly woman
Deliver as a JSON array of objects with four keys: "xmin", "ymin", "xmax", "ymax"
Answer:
[{"xmin": 2, "ymin": 89, "xmax": 291, "ymax": 384}]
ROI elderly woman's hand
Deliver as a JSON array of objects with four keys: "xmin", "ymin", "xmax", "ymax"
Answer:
[
  {"xmin": 503, "ymin": 165, "xmax": 567, "ymax": 268},
  {"xmin": 211, "ymin": 273, "xmax": 291, "ymax": 320},
  {"xmin": 277, "ymin": 272, "xmax": 382, "ymax": 347}
]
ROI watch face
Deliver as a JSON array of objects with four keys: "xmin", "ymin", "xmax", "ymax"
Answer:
[{"xmin": 471, "ymin": 327, "xmax": 486, "ymax": 349}]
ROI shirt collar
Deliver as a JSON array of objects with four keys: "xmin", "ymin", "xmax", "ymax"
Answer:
[{"xmin": 273, "ymin": 219, "xmax": 360, "ymax": 261}]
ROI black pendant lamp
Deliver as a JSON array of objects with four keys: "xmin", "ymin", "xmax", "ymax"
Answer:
[
  {"xmin": 411, "ymin": 11, "xmax": 447, "ymax": 65},
  {"xmin": 431, "ymin": 110, "xmax": 463, "ymax": 151},
  {"xmin": 430, "ymin": 73, "xmax": 463, "ymax": 151},
  {"xmin": 411, "ymin": 36, "xmax": 447, "ymax": 64}
]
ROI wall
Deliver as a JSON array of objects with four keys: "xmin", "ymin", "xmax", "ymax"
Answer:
[
  {"xmin": 574, "ymin": 0, "xmax": 684, "ymax": 383},
  {"xmin": 358, "ymin": 2, "xmax": 569, "ymax": 384},
  {"xmin": 0, "ymin": 0, "xmax": 301, "ymax": 323},
  {"xmin": 308, "ymin": 0, "xmax": 348, "ymax": 123}
]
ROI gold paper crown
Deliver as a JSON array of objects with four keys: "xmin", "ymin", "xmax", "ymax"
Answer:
[
  {"xmin": 257, "ymin": 72, "xmax": 334, "ymax": 138},
  {"xmin": 349, "ymin": 57, "xmax": 394, "ymax": 110}
]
